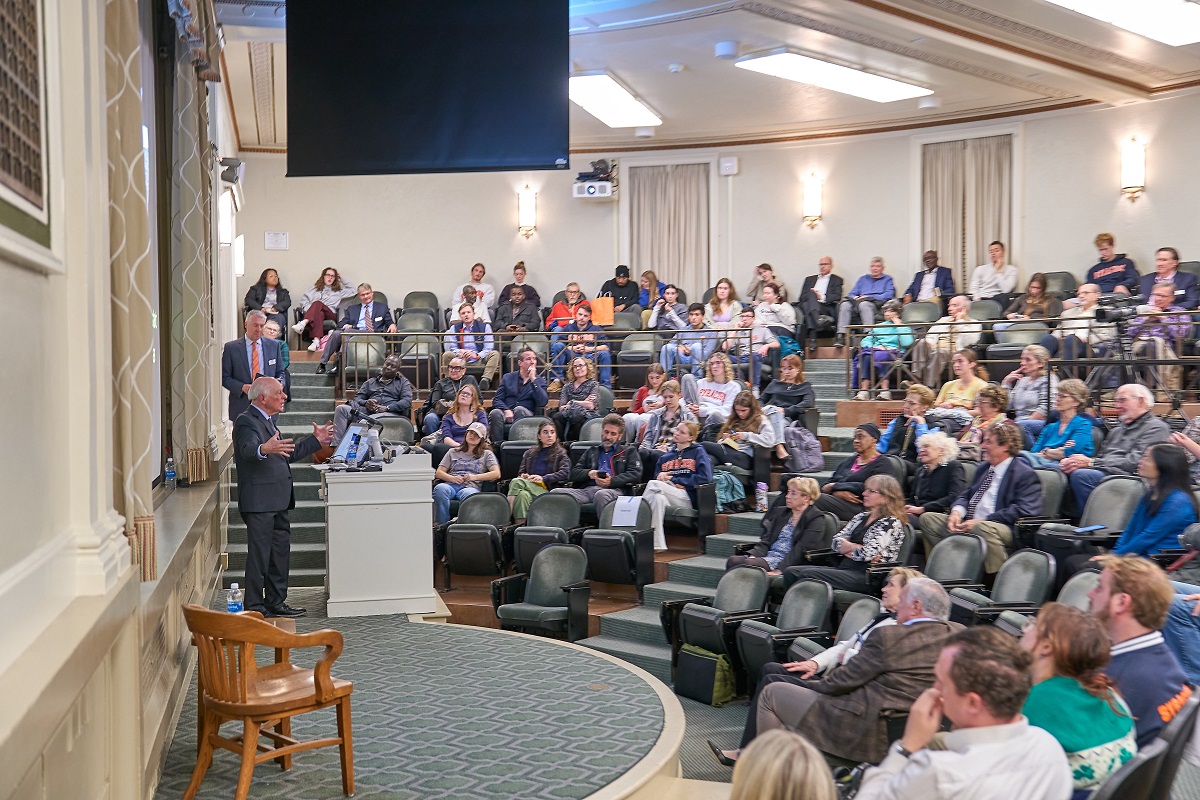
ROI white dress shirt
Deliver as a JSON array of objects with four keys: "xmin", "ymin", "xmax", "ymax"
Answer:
[
  {"xmin": 813, "ymin": 273, "xmax": 831, "ymax": 302},
  {"xmin": 953, "ymin": 457, "xmax": 1011, "ymax": 521},
  {"xmin": 918, "ymin": 270, "xmax": 940, "ymax": 301}
]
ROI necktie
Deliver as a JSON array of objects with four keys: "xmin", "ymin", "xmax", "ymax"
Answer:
[
  {"xmin": 966, "ymin": 467, "xmax": 994, "ymax": 519},
  {"xmin": 940, "ymin": 323, "xmax": 956, "ymax": 351},
  {"xmin": 251, "ymin": 340, "xmax": 260, "ymax": 378}
]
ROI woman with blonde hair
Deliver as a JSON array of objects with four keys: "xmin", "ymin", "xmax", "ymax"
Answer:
[
  {"xmin": 926, "ymin": 349, "xmax": 990, "ymax": 430},
  {"xmin": 1001, "ymin": 344, "xmax": 1058, "ymax": 446},
  {"xmin": 427, "ymin": 382, "xmax": 488, "ymax": 467},
  {"xmin": 644, "ymin": 420, "xmax": 713, "ymax": 550},
  {"xmin": 1025, "ymin": 378, "xmax": 1094, "ymax": 468},
  {"xmin": 638, "ymin": 269, "xmax": 666, "ymax": 308},
  {"xmin": 727, "ymin": 730, "xmax": 836, "ymax": 800},
  {"xmin": 706, "ymin": 277, "xmax": 743, "ymax": 328},
  {"xmin": 725, "ymin": 477, "xmax": 825, "ymax": 572},
  {"xmin": 551, "ymin": 356, "xmax": 600, "ymax": 441},
  {"xmin": 681, "ymin": 351, "xmax": 744, "ymax": 431}
]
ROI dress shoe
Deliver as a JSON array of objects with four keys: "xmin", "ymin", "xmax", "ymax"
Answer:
[
  {"xmin": 708, "ymin": 740, "xmax": 737, "ymax": 767},
  {"xmin": 267, "ymin": 604, "xmax": 306, "ymax": 618},
  {"xmin": 834, "ymin": 334, "xmax": 846, "ymax": 347},
  {"xmin": 315, "ymin": 363, "xmax": 326, "ymax": 374},
  {"xmin": 479, "ymin": 378, "xmax": 491, "ymax": 392}
]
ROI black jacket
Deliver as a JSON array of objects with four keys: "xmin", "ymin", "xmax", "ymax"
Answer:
[
  {"xmin": 749, "ymin": 503, "xmax": 830, "ymax": 569},
  {"xmin": 420, "ymin": 375, "xmax": 479, "ymax": 415},
  {"xmin": 599, "ymin": 278, "xmax": 640, "ymax": 311},
  {"xmin": 825, "ymin": 454, "xmax": 894, "ymax": 499},
  {"xmin": 800, "ymin": 273, "xmax": 844, "ymax": 306},
  {"xmin": 760, "ymin": 380, "xmax": 816, "ymax": 420},
  {"xmin": 244, "ymin": 284, "xmax": 292, "ymax": 315},
  {"xmin": 570, "ymin": 443, "xmax": 643, "ymax": 489},
  {"xmin": 909, "ymin": 461, "xmax": 967, "ymax": 514}
]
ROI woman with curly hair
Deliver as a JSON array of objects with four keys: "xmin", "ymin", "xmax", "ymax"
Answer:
[
  {"xmin": 244, "ymin": 268, "xmax": 292, "ymax": 333},
  {"xmin": 551, "ymin": 356, "xmax": 600, "ymax": 441},
  {"xmin": 295, "ymin": 266, "xmax": 355, "ymax": 345}
]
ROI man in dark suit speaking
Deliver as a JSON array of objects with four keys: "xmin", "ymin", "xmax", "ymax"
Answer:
[
  {"xmin": 234, "ymin": 376, "xmax": 334, "ymax": 617},
  {"xmin": 221, "ymin": 309, "xmax": 284, "ymax": 420}
]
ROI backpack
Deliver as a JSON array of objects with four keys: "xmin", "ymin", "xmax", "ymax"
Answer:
[
  {"xmin": 713, "ymin": 469, "xmax": 747, "ymax": 512},
  {"xmin": 783, "ymin": 423, "xmax": 823, "ymax": 472}
]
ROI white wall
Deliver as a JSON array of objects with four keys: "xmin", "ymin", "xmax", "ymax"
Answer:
[{"xmin": 236, "ymin": 91, "xmax": 1200, "ymax": 309}]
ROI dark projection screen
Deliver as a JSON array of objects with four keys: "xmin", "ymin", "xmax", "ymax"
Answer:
[{"xmin": 286, "ymin": 0, "xmax": 569, "ymax": 176}]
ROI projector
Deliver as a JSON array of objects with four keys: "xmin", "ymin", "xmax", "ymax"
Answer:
[{"xmin": 573, "ymin": 180, "xmax": 614, "ymax": 198}]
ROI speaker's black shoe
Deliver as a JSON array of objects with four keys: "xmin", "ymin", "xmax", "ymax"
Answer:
[{"xmin": 267, "ymin": 604, "xmax": 306, "ymax": 618}]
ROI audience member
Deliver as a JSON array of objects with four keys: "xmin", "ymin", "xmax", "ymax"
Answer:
[
  {"xmin": 999, "ymin": 272, "xmax": 1062, "ymax": 326},
  {"xmin": 643, "ymin": 420, "xmax": 713, "ymax": 550},
  {"xmin": 783, "ymin": 474, "xmax": 907, "ymax": 593},
  {"xmin": 728, "ymin": 730, "xmax": 837, "ymax": 800},
  {"xmin": 552, "ymin": 357, "xmax": 601, "ymax": 441},
  {"xmin": 507, "ymin": 420, "xmax": 570, "ymax": 524},
  {"xmin": 1040, "ymin": 283, "xmax": 1115, "ymax": 379},
  {"xmin": 1089, "ymin": 554, "xmax": 1192, "ymax": 747},
  {"xmin": 852, "ymin": 299, "xmax": 913, "ymax": 400},
  {"xmin": 315, "ymin": 283, "xmax": 397, "ymax": 375},
  {"xmin": 752, "ymin": 282, "xmax": 796, "ymax": 332},
  {"xmin": 724, "ymin": 577, "xmax": 958, "ymax": 765},
  {"xmin": 926, "ymin": 349, "xmax": 989, "ymax": 430},
  {"xmin": 244, "ymin": 268, "xmax": 291, "ymax": 332},
  {"xmin": 546, "ymin": 283, "xmax": 587, "ymax": 330},
  {"xmin": 905, "ymin": 432, "xmax": 967, "ymax": 528},
  {"xmin": 1020, "ymin": 602, "xmax": 1136, "ymax": 793},
  {"xmin": 1164, "ymin": 569, "xmax": 1200, "ymax": 685},
  {"xmin": 432, "ymin": 422, "xmax": 500, "ymax": 525},
  {"xmin": 759, "ymin": 355, "xmax": 814, "ymax": 460},
  {"xmin": 661, "ymin": 303, "xmax": 718, "ymax": 377},
  {"xmin": 647, "ymin": 283, "xmax": 688, "ymax": 332},
  {"xmin": 745, "ymin": 262, "xmax": 789, "ymax": 303},
  {"xmin": 968, "ymin": 240, "xmax": 1017, "ymax": 304},
  {"xmin": 636, "ymin": 379, "xmax": 697, "ymax": 476},
  {"xmin": 458, "ymin": 284, "xmax": 491, "ymax": 325},
  {"xmin": 957, "ymin": 385, "xmax": 1008, "ymax": 459},
  {"xmin": 441, "ymin": 302, "xmax": 500, "ymax": 390},
  {"xmin": 1086, "ymin": 233, "xmax": 1139, "ymax": 296},
  {"xmin": 1138, "ymin": 246, "xmax": 1199, "ymax": 309},
  {"xmin": 919, "ymin": 421, "xmax": 1042, "ymax": 575},
  {"xmin": 551, "ymin": 414, "xmax": 642, "ymax": 520},
  {"xmin": 907, "ymin": 295, "xmax": 981, "ymax": 388},
  {"xmin": 1129, "ymin": 282, "xmax": 1189, "ymax": 395},
  {"xmin": 222, "ymin": 310, "xmax": 284, "ymax": 420},
  {"xmin": 638, "ymin": 269, "xmax": 666, "ymax": 309},
  {"xmin": 497, "ymin": 261, "xmax": 541, "ymax": 309},
  {"xmin": 902, "ymin": 250, "xmax": 955, "ymax": 307},
  {"xmin": 704, "ymin": 391, "xmax": 778, "ymax": 470},
  {"xmin": 682, "ymin": 352, "xmax": 744, "ymax": 431},
  {"xmin": 487, "ymin": 347, "xmax": 548, "ymax": 443},
  {"xmin": 261, "ymin": 319, "xmax": 290, "ymax": 402},
  {"xmin": 549, "ymin": 304, "xmax": 612, "ymax": 388},
  {"xmin": 855, "ymin": 627, "xmax": 1072, "ymax": 800},
  {"xmin": 331, "ymin": 354, "xmax": 413, "ymax": 446},
  {"xmin": 419, "ymin": 358, "xmax": 478, "ymax": 436},
  {"xmin": 451, "ymin": 262, "xmax": 496, "ymax": 311},
  {"xmin": 816, "ymin": 423, "xmax": 894, "ymax": 521},
  {"xmin": 1023, "ymin": 379, "xmax": 1093, "ymax": 468},
  {"xmin": 706, "ymin": 277, "xmax": 743, "ymax": 328},
  {"xmin": 878, "ymin": 385, "xmax": 935, "ymax": 465},
  {"xmin": 1059, "ymin": 384, "xmax": 1169, "ymax": 510},
  {"xmin": 1000, "ymin": 345, "xmax": 1057, "ymax": 445},
  {"xmin": 492, "ymin": 285, "xmax": 541, "ymax": 332},
  {"xmin": 797, "ymin": 255, "xmax": 843, "ymax": 350},
  {"xmin": 598, "ymin": 264, "xmax": 639, "ymax": 313},
  {"xmin": 426, "ymin": 383, "xmax": 488, "ymax": 467},
  {"xmin": 1170, "ymin": 417, "xmax": 1200, "ymax": 484},
  {"xmin": 725, "ymin": 477, "xmax": 827, "ymax": 571},
  {"xmin": 836, "ymin": 257, "xmax": 895, "ymax": 346},
  {"xmin": 723, "ymin": 307, "xmax": 779, "ymax": 390},
  {"xmin": 295, "ymin": 267, "xmax": 355, "ymax": 345},
  {"xmin": 623, "ymin": 363, "xmax": 667, "ymax": 443}
]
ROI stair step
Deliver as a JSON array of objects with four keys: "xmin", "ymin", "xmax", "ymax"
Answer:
[
  {"xmin": 597, "ymin": 606, "xmax": 668, "ymax": 646},
  {"xmin": 703, "ymin": 532, "xmax": 760, "ymax": 557},
  {"xmin": 576, "ymin": 635, "xmax": 673, "ymax": 684},
  {"xmin": 222, "ymin": 567, "xmax": 326, "ymax": 590},
  {"xmin": 225, "ymin": 542, "xmax": 327, "ymax": 571},
  {"xmin": 284, "ymin": 398, "xmax": 337, "ymax": 412},
  {"xmin": 666, "ymin": 555, "xmax": 727, "ymax": 589},
  {"xmin": 643, "ymin": 581, "xmax": 716, "ymax": 608},
  {"xmin": 227, "ymin": 521, "xmax": 327, "ymax": 546},
  {"xmin": 290, "ymin": 372, "xmax": 337, "ymax": 387},
  {"xmin": 726, "ymin": 512, "xmax": 765, "ymax": 535},
  {"xmin": 278, "ymin": 410, "xmax": 337, "ymax": 426},
  {"xmin": 230, "ymin": 500, "xmax": 325, "ymax": 525}
]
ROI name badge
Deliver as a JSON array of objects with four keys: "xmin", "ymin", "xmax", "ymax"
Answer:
[
  {"xmin": 268, "ymin": 359, "xmax": 276, "ymax": 366},
  {"xmin": 374, "ymin": 316, "xmax": 383, "ymax": 322}
]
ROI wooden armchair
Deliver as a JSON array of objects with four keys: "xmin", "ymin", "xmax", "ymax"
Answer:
[{"xmin": 181, "ymin": 604, "xmax": 355, "ymax": 800}]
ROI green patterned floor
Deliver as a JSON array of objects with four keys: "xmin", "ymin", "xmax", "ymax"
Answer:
[{"xmin": 155, "ymin": 589, "xmax": 665, "ymax": 799}]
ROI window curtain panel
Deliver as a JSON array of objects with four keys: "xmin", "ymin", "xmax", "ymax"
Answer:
[
  {"xmin": 922, "ymin": 135, "xmax": 1012, "ymax": 289},
  {"xmin": 168, "ymin": 37, "xmax": 215, "ymax": 485},
  {"xmin": 629, "ymin": 164, "xmax": 710, "ymax": 298},
  {"xmin": 107, "ymin": 0, "xmax": 157, "ymax": 578}
]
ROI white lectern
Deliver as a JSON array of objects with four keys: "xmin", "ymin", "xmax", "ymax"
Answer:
[{"xmin": 320, "ymin": 454, "xmax": 436, "ymax": 617}]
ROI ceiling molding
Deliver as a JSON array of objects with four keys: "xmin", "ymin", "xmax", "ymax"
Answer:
[{"xmin": 248, "ymin": 42, "xmax": 278, "ymax": 145}]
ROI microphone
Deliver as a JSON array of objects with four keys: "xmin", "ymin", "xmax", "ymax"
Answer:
[{"xmin": 347, "ymin": 405, "xmax": 385, "ymax": 428}]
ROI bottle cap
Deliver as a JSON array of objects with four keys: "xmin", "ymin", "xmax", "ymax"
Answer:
[{"xmin": 231, "ymin": 583, "xmax": 239, "ymax": 589}]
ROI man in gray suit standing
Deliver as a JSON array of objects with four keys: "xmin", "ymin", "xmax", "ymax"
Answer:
[
  {"xmin": 233, "ymin": 376, "xmax": 333, "ymax": 617},
  {"xmin": 222, "ymin": 310, "xmax": 284, "ymax": 420}
]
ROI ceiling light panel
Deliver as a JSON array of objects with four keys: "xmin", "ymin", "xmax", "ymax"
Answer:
[
  {"xmin": 734, "ymin": 49, "xmax": 933, "ymax": 104},
  {"xmin": 569, "ymin": 72, "xmax": 662, "ymax": 128},
  {"xmin": 1044, "ymin": 0, "xmax": 1200, "ymax": 46}
]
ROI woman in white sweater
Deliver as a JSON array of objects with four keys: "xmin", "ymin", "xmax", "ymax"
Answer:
[{"xmin": 681, "ymin": 352, "xmax": 744, "ymax": 431}]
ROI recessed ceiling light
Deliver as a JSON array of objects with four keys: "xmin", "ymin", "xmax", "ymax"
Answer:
[
  {"xmin": 734, "ymin": 48, "xmax": 933, "ymax": 103},
  {"xmin": 1044, "ymin": 0, "xmax": 1200, "ymax": 46},
  {"xmin": 569, "ymin": 72, "xmax": 662, "ymax": 128}
]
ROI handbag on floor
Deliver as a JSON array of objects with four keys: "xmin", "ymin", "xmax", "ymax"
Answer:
[{"xmin": 674, "ymin": 644, "xmax": 736, "ymax": 707}]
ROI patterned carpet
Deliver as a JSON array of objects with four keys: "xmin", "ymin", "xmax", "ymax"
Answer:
[{"xmin": 155, "ymin": 589, "xmax": 666, "ymax": 799}]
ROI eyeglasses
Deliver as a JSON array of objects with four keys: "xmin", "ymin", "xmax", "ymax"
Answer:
[{"xmin": 448, "ymin": 365, "xmax": 466, "ymax": 370}]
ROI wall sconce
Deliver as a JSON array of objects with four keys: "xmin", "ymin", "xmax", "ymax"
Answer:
[
  {"xmin": 802, "ymin": 172, "xmax": 823, "ymax": 228},
  {"xmin": 518, "ymin": 184, "xmax": 537, "ymax": 238},
  {"xmin": 1121, "ymin": 138, "xmax": 1145, "ymax": 201}
]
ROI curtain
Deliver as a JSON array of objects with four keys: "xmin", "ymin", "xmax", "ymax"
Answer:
[
  {"xmin": 107, "ymin": 0, "xmax": 157, "ymax": 578},
  {"xmin": 168, "ymin": 28, "xmax": 215, "ymax": 484},
  {"xmin": 922, "ymin": 135, "xmax": 1012, "ymax": 289},
  {"xmin": 629, "ymin": 164, "xmax": 709, "ymax": 299}
]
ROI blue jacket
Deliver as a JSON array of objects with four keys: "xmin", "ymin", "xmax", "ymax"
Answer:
[
  {"xmin": 952, "ymin": 456, "xmax": 1042, "ymax": 527},
  {"xmin": 903, "ymin": 266, "xmax": 955, "ymax": 302},
  {"xmin": 878, "ymin": 416, "xmax": 928, "ymax": 457},
  {"xmin": 639, "ymin": 282, "xmax": 667, "ymax": 307},
  {"xmin": 1087, "ymin": 255, "xmax": 1139, "ymax": 294},
  {"xmin": 1113, "ymin": 490, "xmax": 1198, "ymax": 556},
  {"xmin": 1139, "ymin": 271, "xmax": 1199, "ymax": 309},
  {"xmin": 848, "ymin": 274, "xmax": 896, "ymax": 303},
  {"xmin": 655, "ymin": 442, "xmax": 713, "ymax": 506},
  {"xmin": 490, "ymin": 371, "xmax": 548, "ymax": 414},
  {"xmin": 1030, "ymin": 414, "xmax": 1095, "ymax": 458}
]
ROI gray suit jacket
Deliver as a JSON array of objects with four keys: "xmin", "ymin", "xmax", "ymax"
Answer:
[{"xmin": 233, "ymin": 407, "xmax": 322, "ymax": 514}]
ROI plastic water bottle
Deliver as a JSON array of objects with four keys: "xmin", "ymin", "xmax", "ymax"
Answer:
[
  {"xmin": 755, "ymin": 481, "xmax": 769, "ymax": 513},
  {"xmin": 165, "ymin": 456, "xmax": 177, "ymax": 490},
  {"xmin": 346, "ymin": 434, "xmax": 360, "ymax": 464},
  {"xmin": 227, "ymin": 583, "xmax": 244, "ymax": 613}
]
